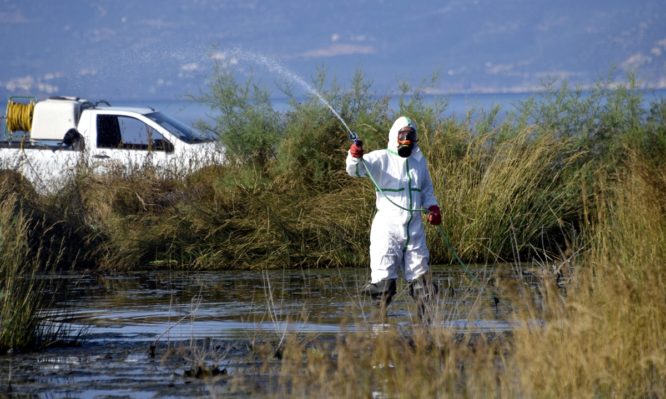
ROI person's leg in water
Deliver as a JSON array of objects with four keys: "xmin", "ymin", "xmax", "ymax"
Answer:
[
  {"xmin": 362, "ymin": 278, "xmax": 397, "ymax": 318},
  {"xmin": 404, "ymin": 226, "xmax": 439, "ymax": 325},
  {"xmin": 363, "ymin": 217, "xmax": 403, "ymax": 319},
  {"xmin": 408, "ymin": 274, "xmax": 439, "ymax": 324}
]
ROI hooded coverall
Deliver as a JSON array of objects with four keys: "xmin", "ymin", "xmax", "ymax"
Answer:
[{"xmin": 345, "ymin": 116, "xmax": 439, "ymax": 285}]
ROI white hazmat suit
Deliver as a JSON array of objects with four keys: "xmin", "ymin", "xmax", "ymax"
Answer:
[{"xmin": 346, "ymin": 116, "xmax": 439, "ymax": 285}]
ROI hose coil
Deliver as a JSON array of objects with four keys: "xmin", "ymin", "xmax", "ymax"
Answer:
[{"xmin": 5, "ymin": 99, "xmax": 35, "ymax": 133}]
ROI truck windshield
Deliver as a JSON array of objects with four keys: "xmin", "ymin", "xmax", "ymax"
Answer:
[{"xmin": 145, "ymin": 112, "xmax": 215, "ymax": 144}]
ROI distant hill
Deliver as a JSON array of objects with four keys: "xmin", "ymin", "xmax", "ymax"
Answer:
[{"xmin": 1, "ymin": 0, "xmax": 664, "ymax": 100}]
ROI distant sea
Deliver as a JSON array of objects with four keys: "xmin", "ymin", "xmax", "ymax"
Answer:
[
  {"xmin": 3, "ymin": 90, "xmax": 665, "ymax": 129},
  {"xmin": 129, "ymin": 92, "xmax": 538, "ymax": 126}
]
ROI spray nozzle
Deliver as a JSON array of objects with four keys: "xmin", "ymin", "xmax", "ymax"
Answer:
[{"xmin": 348, "ymin": 132, "xmax": 363, "ymax": 147}]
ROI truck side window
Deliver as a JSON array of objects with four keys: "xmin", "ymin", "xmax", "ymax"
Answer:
[
  {"xmin": 97, "ymin": 115, "xmax": 173, "ymax": 152},
  {"xmin": 97, "ymin": 115, "xmax": 122, "ymax": 148}
]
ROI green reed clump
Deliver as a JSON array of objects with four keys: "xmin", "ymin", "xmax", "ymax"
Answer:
[
  {"xmin": 20, "ymin": 70, "xmax": 663, "ymax": 270},
  {"xmin": 0, "ymin": 187, "xmax": 67, "ymax": 352},
  {"xmin": 61, "ymin": 157, "xmax": 369, "ymax": 270},
  {"xmin": 516, "ymin": 76, "xmax": 658, "ymax": 170},
  {"xmin": 195, "ymin": 67, "xmax": 283, "ymax": 169},
  {"xmin": 422, "ymin": 79, "xmax": 666, "ymax": 263},
  {"xmin": 0, "ymin": 170, "xmax": 91, "ymax": 270}
]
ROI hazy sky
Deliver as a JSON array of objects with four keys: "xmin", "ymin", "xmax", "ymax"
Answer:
[{"xmin": 1, "ymin": 0, "xmax": 665, "ymax": 100}]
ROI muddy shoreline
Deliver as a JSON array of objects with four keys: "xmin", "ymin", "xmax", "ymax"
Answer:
[
  {"xmin": 2, "ymin": 338, "xmax": 255, "ymax": 398},
  {"xmin": 0, "ymin": 267, "xmax": 524, "ymax": 397}
]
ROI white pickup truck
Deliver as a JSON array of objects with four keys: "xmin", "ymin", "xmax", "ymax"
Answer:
[{"xmin": 1, "ymin": 96, "xmax": 222, "ymax": 193}]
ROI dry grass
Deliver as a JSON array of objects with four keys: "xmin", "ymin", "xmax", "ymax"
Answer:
[
  {"xmin": 509, "ymin": 153, "xmax": 666, "ymax": 398},
  {"xmin": 231, "ymin": 154, "xmax": 666, "ymax": 398}
]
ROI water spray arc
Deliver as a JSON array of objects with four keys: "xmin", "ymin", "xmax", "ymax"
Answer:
[{"xmin": 215, "ymin": 48, "xmax": 355, "ymax": 138}]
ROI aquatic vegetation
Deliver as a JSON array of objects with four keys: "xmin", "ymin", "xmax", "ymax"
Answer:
[
  {"xmin": 227, "ymin": 154, "xmax": 665, "ymax": 398},
  {"xmin": 0, "ymin": 190, "xmax": 65, "ymax": 352},
  {"xmin": 1, "ymin": 69, "xmax": 665, "ymax": 377},
  {"xmin": 190, "ymin": 73, "xmax": 664, "ymax": 397},
  {"xmin": 38, "ymin": 71, "xmax": 658, "ymax": 271}
]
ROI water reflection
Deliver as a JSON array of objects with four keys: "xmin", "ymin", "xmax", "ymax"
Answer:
[
  {"xmin": 3, "ymin": 265, "xmax": 553, "ymax": 398},
  {"xmin": 48, "ymin": 265, "xmax": 521, "ymax": 343}
]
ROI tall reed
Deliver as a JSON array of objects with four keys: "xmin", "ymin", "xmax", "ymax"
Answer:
[
  {"xmin": 2, "ymin": 72, "xmax": 663, "ymax": 271},
  {"xmin": 508, "ymin": 153, "xmax": 666, "ymax": 397},
  {"xmin": 424, "ymin": 124, "xmax": 584, "ymax": 263},
  {"xmin": 0, "ymin": 190, "xmax": 64, "ymax": 352}
]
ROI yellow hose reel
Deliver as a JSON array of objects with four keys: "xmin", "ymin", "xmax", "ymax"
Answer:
[{"xmin": 3, "ymin": 96, "xmax": 36, "ymax": 137}]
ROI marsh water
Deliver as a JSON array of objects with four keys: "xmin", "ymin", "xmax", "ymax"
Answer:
[{"xmin": 1, "ymin": 265, "xmax": 542, "ymax": 398}]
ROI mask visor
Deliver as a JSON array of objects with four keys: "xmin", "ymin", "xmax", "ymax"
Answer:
[{"xmin": 397, "ymin": 126, "xmax": 416, "ymax": 147}]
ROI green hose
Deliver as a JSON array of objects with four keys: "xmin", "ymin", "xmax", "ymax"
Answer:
[{"xmin": 360, "ymin": 158, "xmax": 426, "ymax": 213}]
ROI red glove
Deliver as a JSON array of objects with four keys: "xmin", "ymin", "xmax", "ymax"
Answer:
[
  {"xmin": 427, "ymin": 205, "xmax": 441, "ymax": 225},
  {"xmin": 349, "ymin": 140, "xmax": 363, "ymax": 158}
]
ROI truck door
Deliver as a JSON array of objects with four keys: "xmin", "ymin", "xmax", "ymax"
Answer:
[{"xmin": 92, "ymin": 114, "xmax": 174, "ymax": 172}]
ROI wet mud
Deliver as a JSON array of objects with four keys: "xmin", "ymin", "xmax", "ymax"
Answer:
[{"xmin": 0, "ymin": 266, "xmax": 545, "ymax": 397}]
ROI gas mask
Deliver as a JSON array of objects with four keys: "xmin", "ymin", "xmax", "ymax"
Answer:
[{"xmin": 397, "ymin": 126, "xmax": 417, "ymax": 158}]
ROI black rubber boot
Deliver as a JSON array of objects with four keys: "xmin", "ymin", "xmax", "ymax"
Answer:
[
  {"xmin": 409, "ymin": 275, "xmax": 439, "ymax": 325},
  {"xmin": 362, "ymin": 279, "xmax": 397, "ymax": 316}
]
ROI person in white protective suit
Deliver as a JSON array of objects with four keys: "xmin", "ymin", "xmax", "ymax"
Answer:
[{"xmin": 346, "ymin": 116, "xmax": 441, "ymax": 318}]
